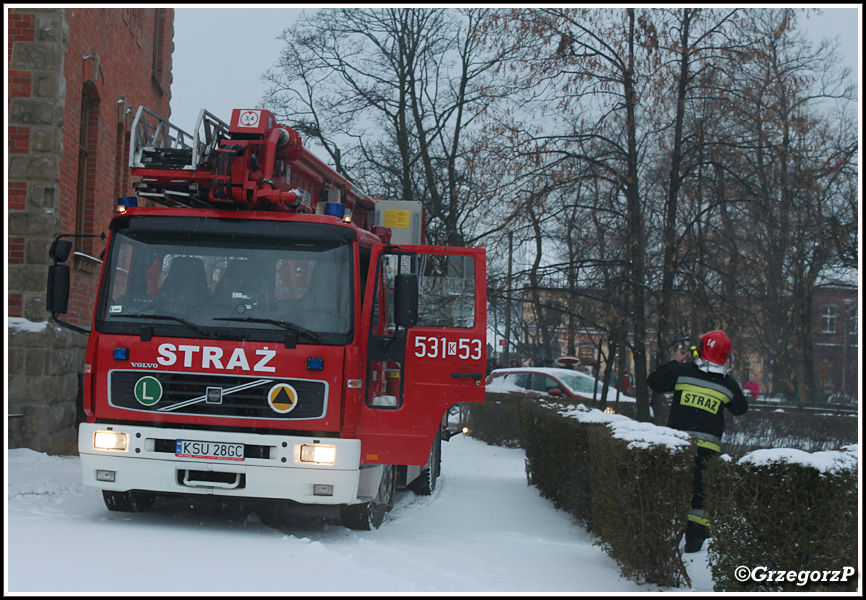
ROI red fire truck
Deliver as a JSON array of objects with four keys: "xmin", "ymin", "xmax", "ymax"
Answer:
[{"xmin": 47, "ymin": 107, "xmax": 486, "ymax": 529}]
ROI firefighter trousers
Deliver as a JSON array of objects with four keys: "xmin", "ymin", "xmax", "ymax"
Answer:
[{"xmin": 685, "ymin": 434, "xmax": 721, "ymax": 552}]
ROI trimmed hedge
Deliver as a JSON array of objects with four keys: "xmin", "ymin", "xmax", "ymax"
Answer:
[
  {"xmin": 521, "ymin": 401, "xmax": 596, "ymax": 528},
  {"xmin": 465, "ymin": 392, "xmax": 524, "ymax": 448},
  {"xmin": 723, "ymin": 408, "xmax": 858, "ymax": 456},
  {"xmin": 705, "ymin": 449, "xmax": 859, "ymax": 592},
  {"xmin": 586, "ymin": 425, "xmax": 693, "ymax": 587},
  {"xmin": 468, "ymin": 395, "xmax": 694, "ymax": 588},
  {"xmin": 467, "ymin": 393, "xmax": 859, "ymax": 591}
]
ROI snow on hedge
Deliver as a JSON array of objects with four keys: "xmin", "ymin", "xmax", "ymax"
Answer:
[
  {"xmin": 738, "ymin": 445, "xmax": 858, "ymax": 474},
  {"xmin": 540, "ymin": 401, "xmax": 859, "ymax": 466},
  {"xmin": 550, "ymin": 402, "xmax": 692, "ymax": 452}
]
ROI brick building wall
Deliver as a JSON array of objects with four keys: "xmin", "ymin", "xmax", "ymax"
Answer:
[
  {"xmin": 812, "ymin": 286, "xmax": 858, "ymax": 403},
  {"xmin": 7, "ymin": 8, "xmax": 174, "ymax": 454}
]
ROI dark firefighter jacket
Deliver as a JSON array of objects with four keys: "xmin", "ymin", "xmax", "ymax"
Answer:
[{"xmin": 648, "ymin": 360, "xmax": 748, "ymax": 441}]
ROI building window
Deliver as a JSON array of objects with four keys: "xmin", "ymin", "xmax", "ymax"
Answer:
[
  {"xmin": 151, "ymin": 8, "xmax": 167, "ymax": 93},
  {"xmin": 821, "ymin": 306, "xmax": 837, "ymax": 334}
]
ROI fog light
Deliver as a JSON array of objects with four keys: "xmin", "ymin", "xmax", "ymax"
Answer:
[
  {"xmin": 96, "ymin": 469, "xmax": 116, "ymax": 482},
  {"xmin": 313, "ymin": 484, "xmax": 334, "ymax": 496},
  {"xmin": 300, "ymin": 444, "xmax": 336, "ymax": 464},
  {"xmin": 93, "ymin": 430, "xmax": 129, "ymax": 451}
]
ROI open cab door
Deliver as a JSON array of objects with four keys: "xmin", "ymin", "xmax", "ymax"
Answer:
[{"xmin": 353, "ymin": 244, "xmax": 486, "ymax": 466}]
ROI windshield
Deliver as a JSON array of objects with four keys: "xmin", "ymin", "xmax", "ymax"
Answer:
[
  {"xmin": 97, "ymin": 222, "xmax": 353, "ymax": 342},
  {"xmin": 557, "ymin": 372, "xmax": 598, "ymax": 395}
]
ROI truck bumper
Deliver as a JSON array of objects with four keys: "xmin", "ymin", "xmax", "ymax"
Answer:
[{"xmin": 79, "ymin": 423, "xmax": 361, "ymax": 505}]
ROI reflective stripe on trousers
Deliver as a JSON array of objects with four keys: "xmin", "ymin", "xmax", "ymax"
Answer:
[
  {"xmin": 687, "ymin": 508, "xmax": 711, "ymax": 528},
  {"xmin": 687, "ymin": 430, "xmax": 722, "ymax": 453}
]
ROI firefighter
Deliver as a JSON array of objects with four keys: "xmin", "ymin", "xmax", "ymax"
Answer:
[{"xmin": 648, "ymin": 329, "xmax": 748, "ymax": 553}]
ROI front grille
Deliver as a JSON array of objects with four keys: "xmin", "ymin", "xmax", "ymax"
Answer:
[{"xmin": 109, "ymin": 370, "xmax": 327, "ymax": 420}]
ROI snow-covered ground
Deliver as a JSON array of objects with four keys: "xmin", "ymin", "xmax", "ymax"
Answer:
[{"xmin": 5, "ymin": 435, "xmax": 714, "ymax": 594}]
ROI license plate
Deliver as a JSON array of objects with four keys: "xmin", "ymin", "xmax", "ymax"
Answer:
[{"xmin": 176, "ymin": 440, "xmax": 244, "ymax": 461}]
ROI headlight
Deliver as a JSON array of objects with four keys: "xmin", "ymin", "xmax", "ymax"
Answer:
[
  {"xmin": 300, "ymin": 444, "xmax": 336, "ymax": 464},
  {"xmin": 93, "ymin": 430, "xmax": 129, "ymax": 451}
]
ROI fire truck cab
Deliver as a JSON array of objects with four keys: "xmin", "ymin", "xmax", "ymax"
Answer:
[{"xmin": 47, "ymin": 107, "xmax": 486, "ymax": 530}]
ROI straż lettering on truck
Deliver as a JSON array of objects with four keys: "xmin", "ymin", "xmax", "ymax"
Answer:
[{"xmin": 46, "ymin": 106, "xmax": 486, "ymax": 529}]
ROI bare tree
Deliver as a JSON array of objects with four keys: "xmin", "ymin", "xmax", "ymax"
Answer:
[
  {"xmin": 647, "ymin": 8, "xmax": 746, "ymax": 417},
  {"xmin": 261, "ymin": 7, "xmax": 857, "ymax": 407},
  {"xmin": 481, "ymin": 8, "xmax": 668, "ymax": 420},
  {"xmin": 678, "ymin": 9, "xmax": 857, "ymax": 399},
  {"xmin": 263, "ymin": 7, "xmax": 506, "ymax": 247}
]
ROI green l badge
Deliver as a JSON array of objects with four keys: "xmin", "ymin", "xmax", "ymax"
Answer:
[{"xmin": 134, "ymin": 376, "xmax": 163, "ymax": 406}]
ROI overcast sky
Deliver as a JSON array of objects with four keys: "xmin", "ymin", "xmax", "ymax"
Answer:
[
  {"xmin": 169, "ymin": 6, "xmax": 305, "ymax": 133},
  {"xmin": 169, "ymin": 5, "xmax": 861, "ymax": 163}
]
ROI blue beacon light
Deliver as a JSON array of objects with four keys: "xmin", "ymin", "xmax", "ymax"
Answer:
[{"xmin": 117, "ymin": 196, "xmax": 138, "ymax": 213}]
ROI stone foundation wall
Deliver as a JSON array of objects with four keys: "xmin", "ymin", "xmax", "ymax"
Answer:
[{"xmin": 8, "ymin": 319, "xmax": 87, "ymax": 455}]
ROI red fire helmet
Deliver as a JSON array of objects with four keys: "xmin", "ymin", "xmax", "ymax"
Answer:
[{"xmin": 698, "ymin": 330, "xmax": 731, "ymax": 365}]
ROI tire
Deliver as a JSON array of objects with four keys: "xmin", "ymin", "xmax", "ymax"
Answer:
[
  {"xmin": 102, "ymin": 490, "xmax": 157, "ymax": 512},
  {"xmin": 408, "ymin": 430, "xmax": 441, "ymax": 496},
  {"xmin": 340, "ymin": 464, "xmax": 395, "ymax": 530}
]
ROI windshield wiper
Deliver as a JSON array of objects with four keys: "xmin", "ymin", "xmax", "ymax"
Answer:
[
  {"xmin": 113, "ymin": 313, "xmax": 209, "ymax": 336},
  {"xmin": 213, "ymin": 317, "xmax": 321, "ymax": 342}
]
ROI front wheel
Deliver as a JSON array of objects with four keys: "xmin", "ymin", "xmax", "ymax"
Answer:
[
  {"xmin": 102, "ymin": 490, "xmax": 156, "ymax": 512},
  {"xmin": 408, "ymin": 430, "xmax": 441, "ymax": 496},
  {"xmin": 340, "ymin": 464, "xmax": 395, "ymax": 530}
]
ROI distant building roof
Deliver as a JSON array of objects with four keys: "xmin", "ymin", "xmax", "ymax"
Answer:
[{"xmin": 815, "ymin": 264, "xmax": 859, "ymax": 289}]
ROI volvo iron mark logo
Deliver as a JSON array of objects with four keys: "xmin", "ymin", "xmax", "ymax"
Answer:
[{"xmin": 206, "ymin": 387, "xmax": 223, "ymax": 404}]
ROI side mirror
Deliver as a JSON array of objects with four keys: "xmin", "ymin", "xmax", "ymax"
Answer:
[
  {"xmin": 394, "ymin": 273, "xmax": 418, "ymax": 328},
  {"xmin": 547, "ymin": 387, "xmax": 563, "ymax": 397},
  {"xmin": 47, "ymin": 264, "xmax": 70, "ymax": 314},
  {"xmin": 45, "ymin": 234, "xmax": 93, "ymax": 335},
  {"xmin": 49, "ymin": 239, "xmax": 73, "ymax": 263}
]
